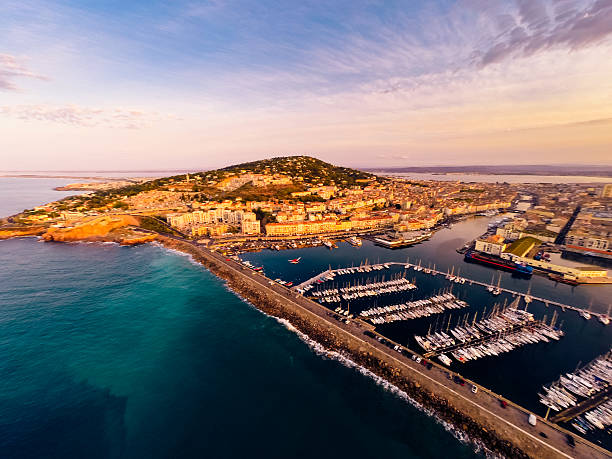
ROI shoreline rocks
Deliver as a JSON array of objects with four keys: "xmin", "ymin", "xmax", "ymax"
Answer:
[{"xmin": 157, "ymin": 236, "xmax": 530, "ymax": 459}]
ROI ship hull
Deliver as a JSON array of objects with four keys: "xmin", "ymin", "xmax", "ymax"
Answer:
[{"xmin": 464, "ymin": 251, "xmax": 532, "ymax": 276}]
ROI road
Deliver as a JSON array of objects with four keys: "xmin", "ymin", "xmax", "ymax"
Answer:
[{"xmin": 184, "ymin": 239, "xmax": 611, "ymax": 458}]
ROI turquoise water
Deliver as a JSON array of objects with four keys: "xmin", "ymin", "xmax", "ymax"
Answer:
[{"xmin": 0, "ymin": 236, "xmax": 480, "ymax": 458}]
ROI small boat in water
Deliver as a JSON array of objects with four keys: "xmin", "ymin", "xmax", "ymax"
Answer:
[
  {"xmin": 599, "ymin": 305, "xmax": 611, "ymax": 325},
  {"xmin": 580, "ymin": 310, "xmax": 592, "ymax": 320},
  {"xmin": 288, "ymin": 257, "xmax": 301, "ymax": 264},
  {"xmin": 347, "ymin": 236, "xmax": 362, "ymax": 247}
]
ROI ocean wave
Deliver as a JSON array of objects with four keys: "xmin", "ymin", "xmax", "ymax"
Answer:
[{"xmin": 152, "ymin": 242, "xmax": 200, "ymax": 266}]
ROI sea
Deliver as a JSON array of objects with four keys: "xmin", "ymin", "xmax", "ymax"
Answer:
[
  {"xmin": 380, "ymin": 172, "xmax": 612, "ymax": 184},
  {"xmin": 0, "ymin": 178, "xmax": 480, "ymax": 458}
]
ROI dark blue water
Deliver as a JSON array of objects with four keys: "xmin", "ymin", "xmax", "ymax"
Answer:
[
  {"xmin": 0, "ymin": 238, "xmax": 480, "ymax": 458},
  {"xmin": 240, "ymin": 217, "xmax": 612, "ymax": 448}
]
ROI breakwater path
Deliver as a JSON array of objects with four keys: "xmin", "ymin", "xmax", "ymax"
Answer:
[{"xmin": 160, "ymin": 236, "xmax": 610, "ymax": 459}]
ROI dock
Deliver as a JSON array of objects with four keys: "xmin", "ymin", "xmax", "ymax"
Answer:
[
  {"xmin": 551, "ymin": 386, "xmax": 612, "ymax": 423},
  {"xmin": 295, "ymin": 261, "xmax": 604, "ymax": 320}
]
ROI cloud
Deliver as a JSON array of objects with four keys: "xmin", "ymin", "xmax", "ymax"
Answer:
[
  {"xmin": 0, "ymin": 53, "xmax": 48, "ymax": 90},
  {"xmin": 0, "ymin": 104, "xmax": 182, "ymax": 128},
  {"xmin": 477, "ymin": 0, "xmax": 612, "ymax": 66}
]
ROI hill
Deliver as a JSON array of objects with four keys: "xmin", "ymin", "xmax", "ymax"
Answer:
[
  {"xmin": 50, "ymin": 156, "xmax": 376, "ymax": 213},
  {"xmin": 219, "ymin": 156, "xmax": 375, "ymax": 186}
]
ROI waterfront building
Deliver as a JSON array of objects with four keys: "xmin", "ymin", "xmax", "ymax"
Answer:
[
  {"xmin": 566, "ymin": 231, "xmax": 610, "ymax": 251},
  {"xmin": 265, "ymin": 219, "xmax": 352, "ymax": 236},
  {"xmin": 503, "ymin": 237, "xmax": 540, "ymax": 258},
  {"xmin": 475, "ymin": 235, "xmax": 507, "ymax": 256}
]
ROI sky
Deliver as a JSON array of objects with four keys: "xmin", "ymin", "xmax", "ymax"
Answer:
[{"xmin": 1, "ymin": 0, "xmax": 611, "ymax": 171}]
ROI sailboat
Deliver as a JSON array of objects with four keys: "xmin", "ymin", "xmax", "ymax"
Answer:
[
  {"xmin": 524, "ymin": 284, "xmax": 533, "ymax": 305},
  {"xmin": 580, "ymin": 301, "xmax": 592, "ymax": 320},
  {"xmin": 487, "ymin": 274, "xmax": 495, "ymax": 293},
  {"xmin": 599, "ymin": 305, "xmax": 611, "ymax": 325},
  {"xmin": 492, "ymin": 274, "xmax": 502, "ymax": 295},
  {"xmin": 288, "ymin": 257, "xmax": 302, "ymax": 264}
]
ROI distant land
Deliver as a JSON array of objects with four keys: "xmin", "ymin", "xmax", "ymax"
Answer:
[{"xmin": 364, "ymin": 165, "xmax": 612, "ymax": 177}]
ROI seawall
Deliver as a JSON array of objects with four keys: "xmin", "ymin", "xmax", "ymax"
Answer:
[{"xmin": 157, "ymin": 236, "xmax": 608, "ymax": 459}]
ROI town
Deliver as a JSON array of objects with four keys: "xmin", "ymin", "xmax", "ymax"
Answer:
[{"xmin": 6, "ymin": 157, "xmax": 610, "ymax": 285}]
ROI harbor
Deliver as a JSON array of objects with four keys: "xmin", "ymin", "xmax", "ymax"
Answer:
[
  {"xmin": 359, "ymin": 292, "xmax": 468, "ymax": 324},
  {"xmin": 296, "ymin": 260, "xmax": 609, "ymax": 321},
  {"xmin": 240, "ymin": 214, "xmax": 612, "ymax": 451},
  {"xmin": 164, "ymin": 235, "xmax": 611, "ymax": 458},
  {"xmin": 539, "ymin": 351, "xmax": 612, "ymax": 437}
]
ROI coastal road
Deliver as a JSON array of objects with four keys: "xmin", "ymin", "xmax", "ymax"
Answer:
[{"xmin": 194, "ymin": 241, "xmax": 610, "ymax": 459}]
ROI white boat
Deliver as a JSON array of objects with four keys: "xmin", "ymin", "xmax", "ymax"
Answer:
[{"xmin": 347, "ymin": 236, "xmax": 362, "ymax": 247}]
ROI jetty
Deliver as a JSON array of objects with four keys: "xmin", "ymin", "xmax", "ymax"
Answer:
[{"xmin": 159, "ymin": 236, "xmax": 611, "ymax": 458}]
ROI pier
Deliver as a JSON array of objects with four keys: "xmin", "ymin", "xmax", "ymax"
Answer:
[
  {"xmin": 161, "ymin": 236, "xmax": 612, "ymax": 458},
  {"xmin": 551, "ymin": 387, "xmax": 612, "ymax": 423},
  {"xmin": 295, "ymin": 261, "xmax": 603, "ymax": 319}
]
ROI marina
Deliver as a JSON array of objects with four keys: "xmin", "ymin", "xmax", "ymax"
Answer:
[
  {"xmin": 414, "ymin": 303, "xmax": 564, "ymax": 363},
  {"xmin": 539, "ymin": 351, "xmax": 612, "ymax": 434},
  {"xmin": 308, "ymin": 276, "xmax": 417, "ymax": 303},
  {"xmin": 239, "ymin": 214, "xmax": 612, "ymax": 451},
  {"xmin": 360, "ymin": 292, "xmax": 469, "ymax": 324},
  {"xmin": 296, "ymin": 261, "xmax": 608, "ymax": 321}
]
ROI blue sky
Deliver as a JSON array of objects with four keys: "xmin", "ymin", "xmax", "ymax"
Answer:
[{"xmin": 1, "ymin": 0, "xmax": 612, "ymax": 170}]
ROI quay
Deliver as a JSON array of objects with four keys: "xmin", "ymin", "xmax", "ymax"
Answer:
[
  {"xmin": 296, "ymin": 261, "xmax": 604, "ymax": 319},
  {"xmin": 160, "ymin": 236, "xmax": 610, "ymax": 458}
]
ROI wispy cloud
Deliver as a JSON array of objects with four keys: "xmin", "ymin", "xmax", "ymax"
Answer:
[
  {"xmin": 0, "ymin": 53, "xmax": 48, "ymax": 90},
  {"xmin": 475, "ymin": 0, "xmax": 612, "ymax": 66},
  {"xmin": 0, "ymin": 104, "xmax": 182, "ymax": 128}
]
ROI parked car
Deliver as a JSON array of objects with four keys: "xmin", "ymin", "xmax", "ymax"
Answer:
[{"xmin": 528, "ymin": 414, "xmax": 537, "ymax": 426}]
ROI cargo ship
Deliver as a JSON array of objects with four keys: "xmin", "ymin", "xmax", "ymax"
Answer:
[{"xmin": 464, "ymin": 250, "xmax": 533, "ymax": 276}]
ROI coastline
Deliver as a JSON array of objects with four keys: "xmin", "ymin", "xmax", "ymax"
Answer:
[
  {"xmin": 155, "ymin": 235, "xmax": 605, "ymax": 459},
  {"xmin": 3, "ymin": 231, "xmax": 610, "ymax": 457}
]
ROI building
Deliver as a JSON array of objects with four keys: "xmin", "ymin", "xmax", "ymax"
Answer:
[
  {"xmin": 191, "ymin": 224, "xmax": 229, "ymax": 237},
  {"xmin": 475, "ymin": 234, "xmax": 507, "ymax": 256},
  {"xmin": 503, "ymin": 237, "xmax": 540, "ymax": 258},
  {"xmin": 241, "ymin": 219, "xmax": 261, "ymax": 235},
  {"xmin": 601, "ymin": 184, "xmax": 612, "ymax": 198},
  {"xmin": 565, "ymin": 232, "xmax": 610, "ymax": 251},
  {"xmin": 265, "ymin": 219, "xmax": 352, "ymax": 236}
]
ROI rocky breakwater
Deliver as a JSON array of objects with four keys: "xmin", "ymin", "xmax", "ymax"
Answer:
[
  {"xmin": 42, "ymin": 215, "xmax": 156, "ymax": 245},
  {"xmin": 157, "ymin": 236, "xmax": 537, "ymax": 458}
]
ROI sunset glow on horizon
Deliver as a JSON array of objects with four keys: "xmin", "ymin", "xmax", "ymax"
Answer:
[{"xmin": 1, "ymin": 0, "xmax": 612, "ymax": 170}]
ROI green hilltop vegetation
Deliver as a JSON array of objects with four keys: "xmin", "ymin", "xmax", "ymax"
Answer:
[
  {"xmin": 53, "ymin": 156, "xmax": 377, "ymax": 212},
  {"xmin": 219, "ymin": 155, "xmax": 375, "ymax": 186}
]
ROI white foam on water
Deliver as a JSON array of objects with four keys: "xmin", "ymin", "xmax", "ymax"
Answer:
[
  {"xmin": 155, "ymin": 242, "xmax": 499, "ymax": 457},
  {"xmin": 228, "ymin": 286, "xmax": 496, "ymax": 457}
]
